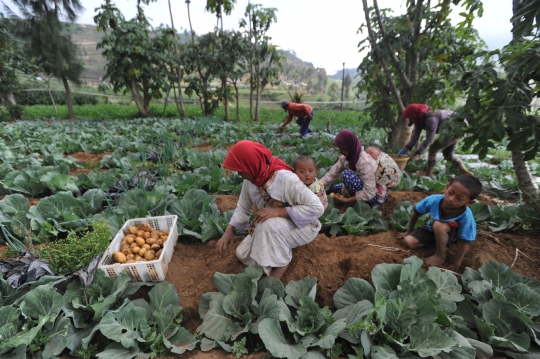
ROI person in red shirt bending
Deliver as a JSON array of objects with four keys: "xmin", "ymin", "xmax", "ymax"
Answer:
[{"xmin": 278, "ymin": 100, "xmax": 314, "ymax": 136}]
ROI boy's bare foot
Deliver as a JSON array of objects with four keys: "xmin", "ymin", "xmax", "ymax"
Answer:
[{"xmin": 425, "ymin": 254, "xmax": 446, "ymax": 267}]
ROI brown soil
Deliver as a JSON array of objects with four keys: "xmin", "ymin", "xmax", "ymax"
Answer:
[
  {"xmin": 67, "ymin": 151, "xmax": 111, "ymax": 164},
  {"xmin": 65, "ymin": 152, "xmax": 112, "ymax": 176},
  {"xmin": 164, "ymin": 191, "xmax": 540, "ymax": 358},
  {"xmin": 214, "ymin": 194, "xmax": 240, "ymax": 214}
]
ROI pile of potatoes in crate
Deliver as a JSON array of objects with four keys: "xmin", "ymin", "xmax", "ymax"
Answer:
[{"xmin": 112, "ymin": 223, "xmax": 170, "ymax": 264}]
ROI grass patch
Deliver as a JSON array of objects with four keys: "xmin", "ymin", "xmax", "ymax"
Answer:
[{"xmin": 1, "ymin": 102, "xmax": 369, "ymax": 127}]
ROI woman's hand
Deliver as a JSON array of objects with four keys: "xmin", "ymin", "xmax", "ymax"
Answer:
[
  {"xmin": 254, "ymin": 207, "xmax": 288, "ymax": 224},
  {"xmin": 333, "ymin": 196, "xmax": 356, "ymax": 203},
  {"xmin": 216, "ymin": 225, "xmax": 234, "ymax": 253}
]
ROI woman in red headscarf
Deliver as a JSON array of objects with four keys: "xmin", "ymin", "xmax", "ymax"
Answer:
[
  {"xmin": 216, "ymin": 140, "xmax": 324, "ymax": 279},
  {"xmin": 319, "ymin": 130, "xmax": 381, "ymax": 207},
  {"xmin": 398, "ymin": 104, "xmax": 474, "ymax": 176}
]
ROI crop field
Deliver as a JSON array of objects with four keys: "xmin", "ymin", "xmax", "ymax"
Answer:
[{"xmin": 0, "ymin": 117, "xmax": 539, "ymax": 359}]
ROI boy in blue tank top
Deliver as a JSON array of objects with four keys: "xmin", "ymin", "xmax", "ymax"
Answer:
[{"xmin": 398, "ymin": 175, "xmax": 482, "ymax": 273}]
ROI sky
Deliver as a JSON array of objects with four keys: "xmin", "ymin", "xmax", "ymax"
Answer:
[{"xmin": 10, "ymin": 0, "xmax": 514, "ymax": 75}]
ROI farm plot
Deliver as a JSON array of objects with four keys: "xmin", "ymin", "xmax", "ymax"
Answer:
[{"xmin": 0, "ymin": 118, "xmax": 539, "ymax": 359}]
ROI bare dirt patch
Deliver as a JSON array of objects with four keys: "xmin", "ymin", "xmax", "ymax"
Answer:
[
  {"xmin": 67, "ymin": 151, "xmax": 111, "ymax": 164},
  {"xmin": 215, "ymin": 194, "xmax": 240, "ymax": 213}
]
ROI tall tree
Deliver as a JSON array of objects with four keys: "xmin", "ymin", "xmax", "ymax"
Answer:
[
  {"xmin": 240, "ymin": 3, "xmax": 280, "ymax": 121},
  {"xmin": 358, "ymin": 0, "xmax": 483, "ymax": 146},
  {"xmin": 6, "ymin": 0, "xmax": 84, "ymax": 119},
  {"xmin": 95, "ymin": 1, "xmax": 172, "ymax": 117},
  {"xmin": 457, "ymin": 0, "xmax": 540, "ymax": 202},
  {"xmin": 167, "ymin": 0, "xmax": 186, "ymax": 116}
]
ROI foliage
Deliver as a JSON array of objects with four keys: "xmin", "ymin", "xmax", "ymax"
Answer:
[
  {"xmin": 337, "ymin": 256, "xmax": 492, "ymax": 358},
  {"xmin": 357, "ymin": 0, "xmax": 484, "ymax": 146},
  {"xmin": 389, "ymin": 201, "xmax": 429, "ymax": 232},
  {"xmin": 36, "ymin": 218, "xmax": 111, "ymax": 275},
  {"xmin": 458, "ymin": 261, "xmax": 540, "ymax": 357},
  {"xmin": 231, "ymin": 337, "xmax": 248, "ymax": 359},
  {"xmin": 469, "ymin": 202, "xmax": 539, "ymax": 232},
  {"xmin": 339, "ymin": 201, "xmax": 388, "ymax": 235},
  {"xmin": 6, "ymin": 0, "xmax": 85, "ymax": 119},
  {"xmin": 94, "ymin": 2, "xmax": 173, "ymax": 117}
]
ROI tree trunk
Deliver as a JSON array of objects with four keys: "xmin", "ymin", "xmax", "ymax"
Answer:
[
  {"xmin": 129, "ymin": 79, "xmax": 150, "ymax": 117},
  {"xmin": 509, "ymin": 0, "xmax": 539, "ymax": 203},
  {"xmin": 396, "ymin": 118, "xmax": 413, "ymax": 147},
  {"xmin": 61, "ymin": 73, "xmax": 75, "ymax": 119},
  {"xmin": 254, "ymin": 63, "xmax": 261, "ymax": 121},
  {"xmin": 512, "ymin": 149, "xmax": 539, "ymax": 202},
  {"xmin": 168, "ymin": 0, "xmax": 187, "ymax": 116},
  {"xmin": 186, "ymin": 1, "xmax": 195, "ymax": 44},
  {"xmin": 234, "ymin": 82, "xmax": 240, "ymax": 120},
  {"xmin": 5, "ymin": 93, "xmax": 16, "ymax": 105},
  {"xmin": 46, "ymin": 80, "xmax": 58, "ymax": 116},
  {"xmin": 222, "ymin": 77, "xmax": 230, "ymax": 121}
]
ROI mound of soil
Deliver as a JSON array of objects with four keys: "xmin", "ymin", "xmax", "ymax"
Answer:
[{"xmin": 163, "ymin": 191, "xmax": 540, "ymax": 359}]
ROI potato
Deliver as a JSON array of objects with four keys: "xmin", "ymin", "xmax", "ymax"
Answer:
[
  {"xmin": 142, "ymin": 244, "xmax": 150, "ymax": 250},
  {"xmin": 150, "ymin": 243, "xmax": 161, "ymax": 251},
  {"xmin": 138, "ymin": 247, "xmax": 147, "ymax": 256},
  {"xmin": 135, "ymin": 237, "xmax": 145, "ymax": 246},
  {"xmin": 140, "ymin": 223, "xmax": 151, "ymax": 231},
  {"xmin": 126, "ymin": 260, "xmax": 136, "ymax": 263},
  {"xmin": 135, "ymin": 255, "xmax": 142, "ymax": 261},
  {"xmin": 121, "ymin": 239, "xmax": 127, "ymax": 246},
  {"xmin": 155, "ymin": 249, "xmax": 162, "ymax": 258},
  {"xmin": 127, "ymin": 254, "xmax": 135, "ymax": 260},
  {"xmin": 151, "ymin": 231, "xmax": 159, "ymax": 239},
  {"xmin": 125, "ymin": 236, "xmax": 135, "ymax": 245},
  {"xmin": 144, "ymin": 250, "xmax": 155, "ymax": 260},
  {"xmin": 128, "ymin": 226, "xmax": 138, "ymax": 235},
  {"xmin": 112, "ymin": 252, "xmax": 127, "ymax": 263},
  {"xmin": 122, "ymin": 249, "xmax": 131, "ymax": 256},
  {"xmin": 137, "ymin": 230, "xmax": 145, "ymax": 238},
  {"xmin": 142, "ymin": 231, "xmax": 150, "ymax": 239},
  {"xmin": 146, "ymin": 238, "xmax": 156, "ymax": 245},
  {"xmin": 130, "ymin": 242, "xmax": 138, "ymax": 248},
  {"xmin": 132, "ymin": 246, "xmax": 141, "ymax": 254},
  {"xmin": 121, "ymin": 244, "xmax": 130, "ymax": 252},
  {"xmin": 156, "ymin": 239, "xmax": 163, "ymax": 246}
]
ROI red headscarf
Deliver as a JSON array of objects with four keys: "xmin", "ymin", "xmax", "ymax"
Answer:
[
  {"xmin": 223, "ymin": 140, "xmax": 292, "ymax": 187},
  {"xmin": 333, "ymin": 130, "xmax": 362, "ymax": 171},
  {"xmin": 402, "ymin": 104, "xmax": 430, "ymax": 126}
]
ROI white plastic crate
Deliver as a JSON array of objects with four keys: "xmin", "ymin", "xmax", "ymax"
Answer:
[{"xmin": 98, "ymin": 215, "xmax": 178, "ymax": 282}]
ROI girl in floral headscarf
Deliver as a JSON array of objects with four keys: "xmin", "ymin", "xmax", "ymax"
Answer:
[
  {"xmin": 216, "ymin": 140, "xmax": 324, "ymax": 279},
  {"xmin": 319, "ymin": 130, "xmax": 380, "ymax": 206}
]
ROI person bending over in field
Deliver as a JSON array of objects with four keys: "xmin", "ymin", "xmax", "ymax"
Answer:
[
  {"xmin": 278, "ymin": 100, "xmax": 314, "ymax": 136},
  {"xmin": 319, "ymin": 130, "xmax": 380, "ymax": 207},
  {"xmin": 398, "ymin": 175, "xmax": 482, "ymax": 273},
  {"xmin": 365, "ymin": 146, "xmax": 402, "ymax": 209},
  {"xmin": 293, "ymin": 155, "xmax": 328, "ymax": 210},
  {"xmin": 216, "ymin": 140, "xmax": 324, "ymax": 279},
  {"xmin": 397, "ymin": 104, "xmax": 474, "ymax": 177}
]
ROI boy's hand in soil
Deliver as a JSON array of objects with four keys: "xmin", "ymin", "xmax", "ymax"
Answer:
[{"xmin": 397, "ymin": 231, "xmax": 409, "ymax": 240}]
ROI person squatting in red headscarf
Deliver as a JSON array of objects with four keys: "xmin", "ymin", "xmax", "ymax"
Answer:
[
  {"xmin": 398, "ymin": 104, "xmax": 474, "ymax": 177},
  {"xmin": 216, "ymin": 140, "xmax": 324, "ymax": 279}
]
